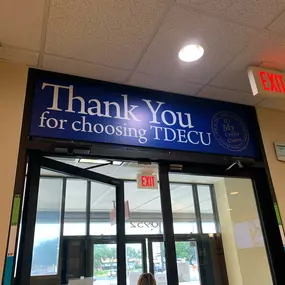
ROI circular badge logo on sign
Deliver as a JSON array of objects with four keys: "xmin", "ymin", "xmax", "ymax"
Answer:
[{"xmin": 211, "ymin": 112, "xmax": 249, "ymax": 152}]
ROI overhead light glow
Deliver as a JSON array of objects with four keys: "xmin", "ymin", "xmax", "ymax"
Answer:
[
  {"xmin": 79, "ymin": 158, "xmax": 123, "ymax": 165},
  {"xmin": 178, "ymin": 44, "xmax": 204, "ymax": 62},
  {"xmin": 230, "ymin": 192, "xmax": 239, "ymax": 195}
]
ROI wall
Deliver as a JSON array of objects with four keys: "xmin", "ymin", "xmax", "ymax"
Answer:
[
  {"xmin": 215, "ymin": 178, "xmax": 273, "ymax": 285},
  {"xmin": 256, "ymin": 107, "xmax": 285, "ymax": 225},
  {"xmin": 0, "ymin": 60, "xmax": 28, "ymax": 281},
  {"xmin": 214, "ymin": 179, "xmax": 243, "ymax": 285}
]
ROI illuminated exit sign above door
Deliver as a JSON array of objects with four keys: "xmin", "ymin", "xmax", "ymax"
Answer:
[
  {"xmin": 137, "ymin": 174, "xmax": 158, "ymax": 190},
  {"xmin": 248, "ymin": 66, "xmax": 285, "ymax": 98}
]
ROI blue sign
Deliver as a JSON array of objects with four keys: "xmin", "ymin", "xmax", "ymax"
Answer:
[{"xmin": 29, "ymin": 72, "xmax": 258, "ymax": 157}]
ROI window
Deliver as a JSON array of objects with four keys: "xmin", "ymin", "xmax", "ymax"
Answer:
[
  {"xmin": 197, "ymin": 185, "xmax": 216, "ymax": 233},
  {"xmin": 63, "ymin": 179, "xmax": 87, "ymax": 236},
  {"xmin": 31, "ymin": 177, "xmax": 63, "ymax": 276},
  {"xmin": 90, "ymin": 181, "xmax": 116, "ymax": 235}
]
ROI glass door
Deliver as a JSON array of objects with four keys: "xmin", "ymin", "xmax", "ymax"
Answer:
[
  {"xmin": 125, "ymin": 240, "xmax": 147, "ymax": 285},
  {"xmin": 15, "ymin": 154, "xmax": 126, "ymax": 285},
  {"xmin": 147, "ymin": 237, "xmax": 167, "ymax": 285},
  {"xmin": 175, "ymin": 239, "xmax": 201, "ymax": 285}
]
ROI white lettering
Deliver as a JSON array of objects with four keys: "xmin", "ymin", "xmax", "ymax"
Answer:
[
  {"xmin": 177, "ymin": 129, "xmax": 187, "ymax": 143},
  {"xmin": 187, "ymin": 131, "xmax": 199, "ymax": 144},
  {"xmin": 42, "ymin": 83, "xmax": 72, "ymax": 111},
  {"xmin": 143, "ymin": 100, "xmax": 165, "ymax": 124},
  {"xmin": 87, "ymin": 99, "xmax": 103, "ymax": 116},
  {"xmin": 104, "ymin": 101, "xmax": 123, "ymax": 119},
  {"xmin": 46, "ymin": 117, "xmax": 58, "ymax": 129},
  {"xmin": 200, "ymin": 132, "xmax": 211, "ymax": 146},
  {"xmin": 150, "ymin": 126, "xmax": 163, "ymax": 140},
  {"xmin": 177, "ymin": 112, "xmax": 194, "ymax": 128},
  {"xmin": 164, "ymin": 127, "xmax": 176, "ymax": 141},
  {"xmin": 122, "ymin": 95, "xmax": 140, "ymax": 121},
  {"xmin": 72, "ymin": 121, "xmax": 81, "ymax": 131},
  {"xmin": 39, "ymin": 111, "xmax": 50, "ymax": 127},
  {"xmin": 66, "ymin": 86, "xmax": 87, "ymax": 114},
  {"xmin": 161, "ymin": 110, "xmax": 177, "ymax": 126}
]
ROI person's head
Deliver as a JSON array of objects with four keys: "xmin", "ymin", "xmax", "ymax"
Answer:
[{"xmin": 137, "ymin": 273, "xmax": 156, "ymax": 285}]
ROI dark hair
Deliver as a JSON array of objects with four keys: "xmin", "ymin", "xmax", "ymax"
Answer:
[{"xmin": 137, "ymin": 273, "xmax": 156, "ymax": 285}]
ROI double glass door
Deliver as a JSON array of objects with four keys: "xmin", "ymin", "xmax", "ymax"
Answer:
[{"xmin": 14, "ymin": 153, "xmax": 282, "ymax": 285}]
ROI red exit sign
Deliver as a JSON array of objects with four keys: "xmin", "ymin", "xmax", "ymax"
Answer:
[
  {"xmin": 248, "ymin": 66, "xmax": 285, "ymax": 98},
  {"xmin": 137, "ymin": 174, "xmax": 158, "ymax": 189}
]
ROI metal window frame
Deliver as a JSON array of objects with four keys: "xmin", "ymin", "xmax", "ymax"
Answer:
[{"xmin": 15, "ymin": 155, "xmax": 127, "ymax": 285}]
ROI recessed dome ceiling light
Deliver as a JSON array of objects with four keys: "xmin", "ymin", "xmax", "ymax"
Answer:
[{"xmin": 178, "ymin": 44, "xmax": 204, "ymax": 62}]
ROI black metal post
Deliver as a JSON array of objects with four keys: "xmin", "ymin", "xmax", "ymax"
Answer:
[
  {"xmin": 15, "ymin": 153, "xmax": 42, "ymax": 285},
  {"xmin": 192, "ymin": 184, "xmax": 203, "ymax": 233},
  {"xmin": 253, "ymin": 168, "xmax": 284, "ymax": 285},
  {"xmin": 116, "ymin": 180, "xmax": 126, "ymax": 285},
  {"xmin": 158, "ymin": 164, "xmax": 178, "ymax": 285}
]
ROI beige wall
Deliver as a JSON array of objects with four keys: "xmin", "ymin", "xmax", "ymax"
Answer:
[
  {"xmin": 0, "ymin": 60, "xmax": 28, "ymax": 281},
  {"xmin": 215, "ymin": 177, "xmax": 273, "ymax": 285},
  {"xmin": 256, "ymin": 107, "xmax": 285, "ymax": 225}
]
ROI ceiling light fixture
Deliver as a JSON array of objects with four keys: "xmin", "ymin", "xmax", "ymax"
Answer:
[
  {"xmin": 79, "ymin": 158, "xmax": 123, "ymax": 165},
  {"xmin": 230, "ymin": 192, "xmax": 239, "ymax": 195},
  {"xmin": 178, "ymin": 44, "xmax": 204, "ymax": 62}
]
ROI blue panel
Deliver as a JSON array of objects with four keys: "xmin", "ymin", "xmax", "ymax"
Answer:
[
  {"xmin": 3, "ymin": 256, "xmax": 14, "ymax": 285},
  {"xmin": 29, "ymin": 73, "xmax": 259, "ymax": 158}
]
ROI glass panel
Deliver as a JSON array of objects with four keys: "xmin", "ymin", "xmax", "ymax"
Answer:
[
  {"xmin": 126, "ymin": 243, "xmax": 143, "ymax": 285},
  {"xmin": 63, "ymin": 179, "xmax": 87, "ymax": 236},
  {"xmin": 31, "ymin": 177, "xmax": 63, "ymax": 276},
  {"xmin": 90, "ymin": 181, "xmax": 116, "ymax": 235},
  {"xmin": 197, "ymin": 185, "xmax": 216, "ymax": 233},
  {"xmin": 152, "ymin": 242, "xmax": 167, "ymax": 285},
  {"xmin": 175, "ymin": 241, "xmax": 201, "ymax": 285},
  {"xmin": 94, "ymin": 243, "xmax": 117, "ymax": 285},
  {"xmin": 168, "ymin": 173, "xmax": 198, "ymax": 234}
]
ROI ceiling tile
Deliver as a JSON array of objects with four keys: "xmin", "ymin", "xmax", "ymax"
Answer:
[
  {"xmin": 136, "ymin": 5, "xmax": 256, "ymax": 84},
  {"xmin": 177, "ymin": 0, "xmax": 285, "ymax": 28},
  {"xmin": 45, "ymin": 0, "xmax": 173, "ymax": 70},
  {"xmin": 128, "ymin": 72, "xmax": 202, "ymax": 95},
  {"xmin": 210, "ymin": 31, "xmax": 285, "ymax": 93},
  {"xmin": 258, "ymin": 97, "xmax": 285, "ymax": 111},
  {"xmin": 0, "ymin": 46, "xmax": 38, "ymax": 66},
  {"xmin": 267, "ymin": 11, "xmax": 285, "ymax": 33},
  {"xmin": 198, "ymin": 86, "xmax": 262, "ymax": 105},
  {"xmin": 0, "ymin": 0, "xmax": 45, "ymax": 50},
  {"xmin": 42, "ymin": 55, "xmax": 131, "ymax": 83}
]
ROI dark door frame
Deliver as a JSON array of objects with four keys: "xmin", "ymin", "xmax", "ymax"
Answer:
[{"xmin": 15, "ymin": 155, "xmax": 126, "ymax": 285}]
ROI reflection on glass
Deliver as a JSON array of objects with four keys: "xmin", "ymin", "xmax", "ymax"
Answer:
[
  {"xmin": 31, "ymin": 178, "xmax": 63, "ymax": 276},
  {"xmin": 126, "ymin": 243, "xmax": 143, "ymax": 285},
  {"xmin": 124, "ymin": 177, "xmax": 164, "ymax": 236},
  {"xmin": 175, "ymin": 241, "xmax": 200, "ymax": 285},
  {"xmin": 197, "ymin": 185, "xmax": 216, "ymax": 233},
  {"xmin": 94, "ymin": 244, "xmax": 117, "ymax": 285},
  {"xmin": 90, "ymin": 182, "xmax": 116, "ymax": 235},
  {"xmin": 170, "ymin": 183, "xmax": 197, "ymax": 234},
  {"xmin": 152, "ymin": 242, "xmax": 167, "ymax": 285},
  {"xmin": 63, "ymin": 179, "xmax": 87, "ymax": 236}
]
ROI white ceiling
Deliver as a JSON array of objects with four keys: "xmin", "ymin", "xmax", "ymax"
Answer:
[{"xmin": 2, "ymin": 0, "xmax": 285, "ymax": 109}]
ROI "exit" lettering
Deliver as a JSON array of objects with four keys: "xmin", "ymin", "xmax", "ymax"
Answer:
[
  {"xmin": 259, "ymin": 71, "xmax": 285, "ymax": 93},
  {"xmin": 141, "ymin": 175, "xmax": 155, "ymax": 187},
  {"xmin": 137, "ymin": 174, "xmax": 158, "ymax": 189}
]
